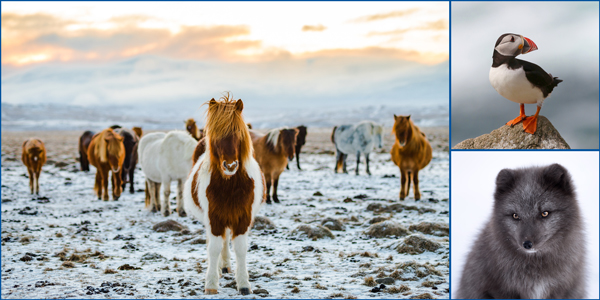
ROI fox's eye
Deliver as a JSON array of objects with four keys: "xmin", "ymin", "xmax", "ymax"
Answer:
[
  {"xmin": 541, "ymin": 211, "xmax": 549, "ymax": 218},
  {"xmin": 512, "ymin": 213, "xmax": 519, "ymax": 220}
]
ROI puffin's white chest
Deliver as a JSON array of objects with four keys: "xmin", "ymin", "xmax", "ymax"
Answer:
[{"xmin": 489, "ymin": 65, "xmax": 544, "ymax": 104}]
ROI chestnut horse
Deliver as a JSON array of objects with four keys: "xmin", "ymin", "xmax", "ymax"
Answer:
[
  {"xmin": 22, "ymin": 138, "xmax": 47, "ymax": 195},
  {"xmin": 185, "ymin": 118, "xmax": 204, "ymax": 141},
  {"xmin": 250, "ymin": 127, "xmax": 298, "ymax": 204},
  {"xmin": 115, "ymin": 128, "xmax": 139, "ymax": 194},
  {"xmin": 88, "ymin": 128, "xmax": 126, "ymax": 201},
  {"xmin": 184, "ymin": 95, "xmax": 265, "ymax": 295},
  {"xmin": 390, "ymin": 115, "xmax": 432, "ymax": 200},
  {"xmin": 132, "ymin": 126, "xmax": 143, "ymax": 138},
  {"xmin": 78, "ymin": 131, "xmax": 95, "ymax": 172}
]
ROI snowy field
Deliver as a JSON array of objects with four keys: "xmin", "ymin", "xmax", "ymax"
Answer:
[{"xmin": 1, "ymin": 128, "xmax": 449, "ymax": 299}]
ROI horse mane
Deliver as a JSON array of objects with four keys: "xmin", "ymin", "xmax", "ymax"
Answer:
[
  {"xmin": 266, "ymin": 128, "xmax": 283, "ymax": 149},
  {"xmin": 97, "ymin": 128, "xmax": 123, "ymax": 162},
  {"xmin": 204, "ymin": 93, "xmax": 252, "ymax": 163}
]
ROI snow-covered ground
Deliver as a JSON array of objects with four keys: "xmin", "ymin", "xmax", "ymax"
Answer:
[{"xmin": 1, "ymin": 129, "xmax": 449, "ymax": 299}]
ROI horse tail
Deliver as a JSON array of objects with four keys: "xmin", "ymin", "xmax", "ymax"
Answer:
[{"xmin": 331, "ymin": 126, "xmax": 338, "ymax": 144}]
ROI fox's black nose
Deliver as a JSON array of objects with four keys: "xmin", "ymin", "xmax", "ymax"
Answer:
[{"xmin": 523, "ymin": 241, "xmax": 533, "ymax": 249}]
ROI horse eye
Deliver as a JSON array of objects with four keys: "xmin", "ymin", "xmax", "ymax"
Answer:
[
  {"xmin": 541, "ymin": 211, "xmax": 549, "ymax": 218},
  {"xmin": 512, "ymin": 213, "xmax": 519, "ymax": 220}
]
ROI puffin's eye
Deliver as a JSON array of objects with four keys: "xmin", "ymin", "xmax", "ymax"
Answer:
[
  {"xmin": 512, "ymin": 213, "xmax": 520, "ymax": 220},
  {"xmin": 510, "ymin": 36, "xmax": 515, "ymax": 42},
  {"xmin": 541, "ymin": 211, "xmax": 549, "ymax": 218}
]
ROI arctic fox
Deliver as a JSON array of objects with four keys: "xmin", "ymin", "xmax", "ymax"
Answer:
[{"xmin": 456, "ymin": 164, "xmax": 586, "ymax": 299}]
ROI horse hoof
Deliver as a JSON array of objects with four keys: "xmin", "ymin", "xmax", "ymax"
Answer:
[
  {"xmin": 221, "ymin": 267, "xmax": 229, "ymax": 274},
  {"xmin": 205, "ymin": 288, "xmax": 218, "ymax": 295},
  {"xmin": 266, "ymin": 199, "xmax": 272, "ymax": 205},
  {"xmin": 179, "ymin": 211, "xmax": 187, "ymax": 217},
  {"xmin": 151, "ymin": 208, "xmax": 157, "ymax": 213},
  {"xmin": 273, "ymin": 198, "xmax": 280, "ymax": 203},
  {"xmin": 163, "ymin": 211, "xmax": 171, "ymax": 217},
  {"xmin": 239, "ymin": 288, "xmax": 251, "ymax": 295}
]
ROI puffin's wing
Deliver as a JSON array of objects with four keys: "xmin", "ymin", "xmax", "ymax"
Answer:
[{"xmin": 519, "ymin": 59, "xmax": 553, "ymax": 87}]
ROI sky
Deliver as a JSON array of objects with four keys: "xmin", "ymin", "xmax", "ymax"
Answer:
[
  {"xmin": 1, "ymin": 2, "xmax": 449, "ymax": 130},
  {"xmin": 451, "ymin": 151, "xmax": 600, "ymax": 299},
  {"xmin": 451, "ymin": 2, "xmax": 599, "ymax": 149}
]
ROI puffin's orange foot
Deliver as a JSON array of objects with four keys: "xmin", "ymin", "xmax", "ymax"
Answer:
[
  {"xmin": 522, "ymin": 115, "xmax": 538, "ymax": 134},
  {"xmin": 506, "ymin": 115, "xmax": 526, "ymax": 127}
]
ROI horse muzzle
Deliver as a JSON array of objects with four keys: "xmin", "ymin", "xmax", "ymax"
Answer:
[{"xmin": 222, "ymin": 160, "xmax": 239, "ymax": 176}]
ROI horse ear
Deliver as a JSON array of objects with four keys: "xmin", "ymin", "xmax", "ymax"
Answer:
[
  {"xmin": 209, "ymin": 98, "xmax": 217, "ymax": 106},
  {"xmin": 407, "ymin": 115, "xmax": 411, "ymax": 120},
  {"xmin": 393, "ymin": 114, "xmax": 398, "ymax": 120},
  {"xmin": 235, "ymin": 100, "xmax": 244, "ymax": 112}
]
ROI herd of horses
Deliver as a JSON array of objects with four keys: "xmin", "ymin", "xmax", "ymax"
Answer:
[{"xmin": 18, "ymin": 95, "xmax": 433, "ymax": 295}]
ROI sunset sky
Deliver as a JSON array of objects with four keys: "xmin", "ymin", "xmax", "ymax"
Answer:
[{"xmin": 2, "ymin": 2, "xmax": 449, "ymax": 130}]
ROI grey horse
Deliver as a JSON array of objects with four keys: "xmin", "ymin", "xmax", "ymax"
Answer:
[{"xmin": 331, "ymin": 121, "xmax": 383, "ymax": 175}]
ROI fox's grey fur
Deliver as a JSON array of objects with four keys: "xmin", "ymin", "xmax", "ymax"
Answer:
[{"xmin": 456, "ymin": 164, "xmax": 586, "ymax": 299}]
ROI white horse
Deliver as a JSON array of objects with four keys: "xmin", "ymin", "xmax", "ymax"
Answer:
[
  {"xmin": 332, "ymin": 121, "xmax": 383, "ymax": 175},
  {"xmin": 138, "ymin": 130, "xmax": 197, "ymax": 217}
]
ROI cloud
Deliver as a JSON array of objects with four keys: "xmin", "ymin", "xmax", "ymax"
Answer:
[
  {"xmin": 367, "ymin": 19, "xmax": 449, "ymax": 36},
  {"xmin": 301, "ymin": 24, "xmax": 327, "ymax": 32},
  {"xmin": 351, "ymin": 8, "xmax": 420, "ymax": 22}
]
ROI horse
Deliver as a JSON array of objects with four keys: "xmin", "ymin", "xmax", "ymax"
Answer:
[
  {"xmin": 87, "ymin": 128, "xmax": 126, "ymax": 201},
  {"xmin": 331, "ymin": 121, "xmax": 383, "ymax": 175},
  {"xmin": 390, "ymin": 115, "xmax": 432, "ymax": 200},
  {"xmin": 250, "ymin": 127, "xmax": 298, "ymax": 204},
  {"xmin": 114, "ymin": 128, "xmax": 139, "ymax": 194},
  {"xmin": 287, "ymin": 125, "xmax": 307, "ymax": 170},
  {"xmin": 22, "ymin": 138, "xmax": 47, "ymax": 195},
  {"xmin": 183, "ymin": 95, "xmax": 265, "ymax": 295},
  {"xmin": 139, "ymin": 130, "xmax": 196, "ymax": 217},
  {"xmin": 132, "ymin": 126, "xmax": 143, "ymax": 138},
  {"xmin": 185, "ymin": 118, "xmax": 204, "ymax": 141},
  {"xmin": 78, "ymin": 131, "xmax": 95, "ymax": 172}
]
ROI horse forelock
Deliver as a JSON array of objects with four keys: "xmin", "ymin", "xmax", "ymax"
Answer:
[{"xmin": 204, "ymin": 95, "xmax": 252, "ymax": 166}]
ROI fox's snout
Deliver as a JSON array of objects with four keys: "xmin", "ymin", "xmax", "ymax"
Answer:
[{"xmin": 523, "ymin": 240, "xmax": 533, "ymax": 249}]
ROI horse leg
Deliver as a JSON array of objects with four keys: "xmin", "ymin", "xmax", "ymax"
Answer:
[
  {"xmin": 161, "ymin": 180, "xmax": 171, "ymax": 217},
  {"xmin": 176, "ymin": 179, "xmax": 186, "ymax": 217},
  {"xmin": 94, "ymin": 172, "xmax": 102, "ymax": 200},
  {"xmin": 265, "ymin": 174, "xmax": 272, "ymax": 204},
  {"xmin": 355, "ymin": 151, "xmax": 360, "ymax": 175},
  {"xmin": 129, "ymin": 167, "xmax": 135, "ymax": 194},
  {"xmin": 296, "ymin": 149, "xmax": 302, "ymax": 170},
  {"xmin": 155, "ymin": 182, "xmax": 162, "ymax": 212},
  {"xmin": 343, "ymin": 154, "xmax": 348, "ymax": 174},
  {"xmin": 413, "ymin": 170, "xmax": 421, "ymax": 200},
  {"xmin": 219, "ymin": 231, "xmax": 232, "ymax": 274},
  {"xmin": 121, "ymin": 169, "xmax": 127, "ymax": 193},
  {"xmin": 334, "ymin": 150, "xmax": 342, "ymax": 173},
  {"xmin": 272, "ymin": 175, "xmax": 281, "ymax": 203},
  {"xmin": 205, "ymin": 233, "xmax": 224, "ymax": 294},
  {"xmin": 102, "ymin": 169, "xmax": 110, "ymax": 201},
  {"xmin": 407, "ymin": 171, "xmax": 413, "ymax": 200},
  {"xmin": 27, "ymin": 168, "xmax": 34, "ymax": 194},
  {"xmin": 399, "ymin": 169, "xmax": 407, "ymax": 200},
  {"xmin": 286, "ymin": 162, "xmax": 289, "ymax": 170},
  {"xmin": 113, "ymin": 171, "xmax": 122, "ymax": 201},
  {"xmin": 232, "ymin": 233, "xmax": 251, "ymax": 295},
  {"xmin": 147, "ymin": 180, "xmax": 156, "ymax": 212},
  {"xmin": 35, "ymin": 170, "xmax": 40, "ymax": 195},
  {"xmin": 365, "ymin": 153, "xmax": 371, "ymax": 175}
]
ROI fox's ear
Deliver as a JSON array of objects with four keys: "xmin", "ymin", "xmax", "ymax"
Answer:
[
  {"xmin": 542, "ymin": 163, "xmax": 573, "ymax": 194},
  {"xmin": 495, "ymin": 168, "xmax": 516, "ymax": 197}
]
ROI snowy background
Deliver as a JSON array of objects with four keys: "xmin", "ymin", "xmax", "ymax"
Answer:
[{"xmin": 451, "ymin": 151, "xmax": 600, "ymax": 299}]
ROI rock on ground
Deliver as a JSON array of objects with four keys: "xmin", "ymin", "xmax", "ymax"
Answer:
[
  {"xmin": 321, "ymin": 217, "xmax": 345, "ymax": 231},
  {"xmin": 409, "ymin": 222, "xmax": 449, "ymax": 237},
  {"xmin": 253, "ymin": 216, "xmax": 276, "ymax": 230},
  {"xmin": 152, "ymin": 220, "xmax": 187, "ymax": 232},
  {"xmin": 393, "ymin": 235, "xmax": 441, "ymax": 254},
  {"xmin": 453, "ymin": 116, "xmax": 570, "ymax": 149},
  {"xmin": 289, "ymin": 224, "xmax": 334, "ymax": 240},
  {"xmin": 365, "ymin": 221, "xmax": 409, "ymax": 238}
]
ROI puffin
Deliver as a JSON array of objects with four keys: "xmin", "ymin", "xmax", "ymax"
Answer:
[{"xmin": 489, "ymin": 33, "xmax": 562, "ymax": 134}]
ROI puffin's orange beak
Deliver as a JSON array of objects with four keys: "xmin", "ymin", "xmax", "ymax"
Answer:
[{"xmin": 522, "ymin": 36, "xmax": 538, "ymax": 54}]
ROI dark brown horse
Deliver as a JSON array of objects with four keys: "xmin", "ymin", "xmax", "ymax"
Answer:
[
  {"xmin": 88, "ymin": 128, "xmax": 126, "ymax": 201},
  {"xmin": 286, "ymin": 125, "xmax": 307, "ymax": 170},
  {"xmin": 79, "ymin": 131, "xmax": 95, "ymax": 172},
  {"xmin": 115, "ymin": 128, "xmax": 139, "ymax": 194},
  {"xmin": 184, "ymin": 95, "xmax": 265, "ymax": 295},
  {"xmin": 251, "ymin": 127, "xmax": 298, "ymax": 204},
  {"xmin": 22, "ymin": 138, "xmax": 47, "ymax": 195}
]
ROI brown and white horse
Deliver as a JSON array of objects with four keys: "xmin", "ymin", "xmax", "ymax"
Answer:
[
  {"xmin": 88, "ymin": 128, "xmax": 126, "ymax": 201},
  {"xmin": 22, "ymin": 138, "xmax": 47, "ymax": 195},
  {"xmin": 184, "ymin": 96, "xmax": 265, "ymax": 295},
  {"xmin": 250, "ymin": 127, "xmax": 298, "ymax": 204},
  {"xmin": 185, "ymin": 118, "xmax": 204, "ymax": 140},
  {"xmin": 390, "ymin": 115, "xmax": 432, "ymax": 200}
]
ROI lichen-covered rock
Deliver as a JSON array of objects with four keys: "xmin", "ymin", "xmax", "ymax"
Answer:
[
  {"xmin": 152, "ymin": 220, "xmax": 187, "ymax": 232},
  {"xmin": 289, "ymin": 224, "xmax": 334, "ymax": 240},
  {"xmin": 409, "ymin": 222, "xmax": 449, "ymax": 236},
  {"xmin": 368, "ymin": 216, "xmax": 389, "ymax": 224},
  {"xmin": 365, "ymin": 221, "xmax": 409, "ymax": 238},
  {"xmin": 253, "ymin": 216, "xmax": 275, "ymax": 230},
  {"xmin": 394, "ymin": 235, "xmax": 441, "ymax": 254},
  {"xmin": 140, "ymin": 252, "xmax": 164, "ymax": 261},
  {"xmin": 321, "ymin": 217, "xmax": 345, "ymax": 231},
  {"xmin": 453, "ymin": 116, "xmax": 570, "ymax": 149}
]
